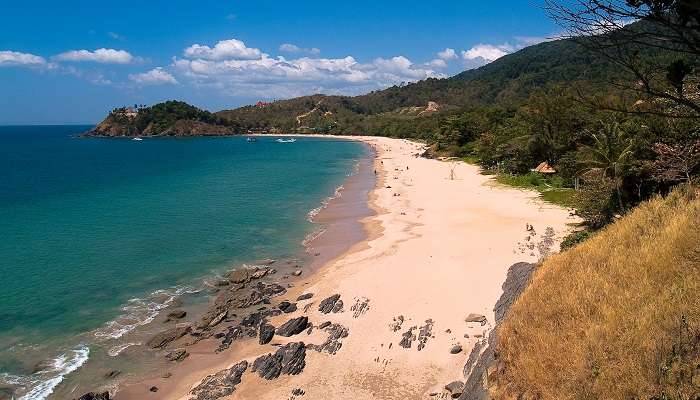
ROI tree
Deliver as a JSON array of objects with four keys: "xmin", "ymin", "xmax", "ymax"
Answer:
[
  {"xmin": 650, "ymin": 139, "xmax": 700, "ymax": 182},
  {"xmin": 578, "ymin": 120, "xmax": 637, "ymax": 209},
  {"xmin": 545, "ymin": 0, "xmax": 700, "ymax": 118}
]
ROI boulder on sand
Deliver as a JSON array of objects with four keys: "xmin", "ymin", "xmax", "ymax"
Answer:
[
  {"xmin": 190, "ymin": 360, "xmax": 248, "ymax": 400},
  {"xmin": 297, "ymin": 293, "xmax": 313, "ymax": 301},
  {"xmin": 259, "ymin": 323, "xmax": 275, "ymax": 345},
  {"xmin": 464, "ymin": 313, "xmax": 487, "ymax": 325},
  {"xmin": 165, "ymin": 349, "xmax": 189, "ymax": 362},
  {"xmin": 252, "ymin": 342, "xmax": 306, "ymax": 380},
  {"xmin": 278, "ymin": 301, "xmax": 297, "ymax": 313},
  {"xmin": 76, "ymin": 393, "xmax": 110, "ymax": 400},
  {"xmin": 276, "ymin": 316, "xmax": 309, "ymax": 337},
  {"xmin": 318, "ymin": 294, "xmax": 342, "ymax": 314}
]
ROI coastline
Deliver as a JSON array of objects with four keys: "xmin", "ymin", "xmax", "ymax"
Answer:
[{"xmin": 105, "ymin": 135, "xmax": 577, "ymax": 400}]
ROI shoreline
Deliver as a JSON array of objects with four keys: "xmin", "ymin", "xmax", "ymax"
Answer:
[
  {"xmin": 0, "ymin": 135, "xmax": 372, "ymax": 400},
  {"xmin": 87, "ymin": 135, "xmax": 575, "ymax": 400}
]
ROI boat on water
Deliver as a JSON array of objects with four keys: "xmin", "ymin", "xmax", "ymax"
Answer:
[
  {"xmin": 132, "ymin": 137, "xmax": 143, "ymax": 141},
  {"xmin": 246, "ymin": 137, "xmax": 257, "ymax": 142},
  {"xmin": 276, "ymin": 138, "xmax": 297, "ymax": 143}
]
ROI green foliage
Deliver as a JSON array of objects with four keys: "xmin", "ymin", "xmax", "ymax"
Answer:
[
  {"xmin": 560, "ymin": 230, "xmax": 592, "ymax": 250},
  {"xmin": 574, "ymin": 177, "xmax": 618, "ymax": 228}
]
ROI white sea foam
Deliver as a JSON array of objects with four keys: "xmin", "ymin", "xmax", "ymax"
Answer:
[
  {"xmin": 107, "ymin": 342, "xmax": 140, "ymax": 357},
  {"xmin": 94, "ymin": 285, "xmax": 198, "ymax": 340},
  {"xmin": 4, "ymin": 346, "xmax": 90, "ymax": 400},
  {"xmin": 307, "ymin": 184, "xmax": 344, "ymax": 222}
]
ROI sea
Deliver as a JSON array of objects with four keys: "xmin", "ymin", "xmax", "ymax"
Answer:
[{"xmin": 0, "ymin": 126, "xmax": 369, "ymax": 399}]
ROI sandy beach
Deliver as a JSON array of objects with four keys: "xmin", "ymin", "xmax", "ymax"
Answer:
[{"xmin": 114, "ymin": 136, "xmax": 576, "ymax": 400}]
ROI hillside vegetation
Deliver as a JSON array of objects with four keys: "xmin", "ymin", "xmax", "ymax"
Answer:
[
  {"xmin": 492, "ymin": 185, "xmax": 700, "ymax": 400},
  {"xmin": 87, "ymin": 100, "xmax": 236, "ymax": 137}
]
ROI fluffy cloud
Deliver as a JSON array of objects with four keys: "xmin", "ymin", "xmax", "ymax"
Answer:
[
  {"xmin": 279, "ymin": 43, "xmax": 321, "ymax": 55},
  {"xmin": 53, "ymin": 48, "xmax": 134, "ymax": 64},
  {"xmin": 437, "ymin": 48, "xmax": 457, "ymax": 60},
  {"xmin": 461, "ymin": 43, "xmax": 515, "ymax": 62},
  {"xmin": 172, "ymin": 50, "xmax": 443, "ymax": 97},
  {"xmin": 0, "ymin": 50, "xmax": 47, "ymax": 67},
  {"xmin": 129, "ymin": 67, "xmax": 178, "ymax": 85},
  {"xmin": 426, "ymin": 58, "xmax": 448, "ymax": 68},
  {"xmin": 184, "ymin": 39, "xmax": 262, "ymax": 61}
]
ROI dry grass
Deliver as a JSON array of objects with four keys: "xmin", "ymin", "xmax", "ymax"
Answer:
[{"xmin": 492, "ymin": 185, "xmax": 700, "ymax": 400}]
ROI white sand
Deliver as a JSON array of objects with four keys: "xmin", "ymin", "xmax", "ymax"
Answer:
[{"xmin": 122, "ymin": 136, "xmax": 576, "ymax": 400}]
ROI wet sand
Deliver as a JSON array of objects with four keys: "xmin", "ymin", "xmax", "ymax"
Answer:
[{"xmin": 114, "ymin": 136, "xmax": 577, "ymax": 400}]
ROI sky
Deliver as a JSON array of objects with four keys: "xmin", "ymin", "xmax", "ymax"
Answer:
[{"xmin": 0, "ymin": 1, "xmax": 559, "ymax": 125}]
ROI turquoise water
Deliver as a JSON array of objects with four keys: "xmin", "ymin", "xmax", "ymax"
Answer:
[{"xmin": 0, "ymin": 126, "xmax": 366, "ymax": 396}]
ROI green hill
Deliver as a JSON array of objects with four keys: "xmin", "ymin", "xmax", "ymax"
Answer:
[{"xmin": 215, "ymin": 36, "xmax": 628, "ymax": 135}]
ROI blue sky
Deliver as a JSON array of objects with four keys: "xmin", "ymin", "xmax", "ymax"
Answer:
[{"xmin": 0, "ymin": 1, "xmax": 558, "ymax": 124}]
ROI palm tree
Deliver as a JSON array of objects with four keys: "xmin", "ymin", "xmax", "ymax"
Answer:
[{"xmin": 579, "ymin": 120, "xmax": 636, "ymax": 210}]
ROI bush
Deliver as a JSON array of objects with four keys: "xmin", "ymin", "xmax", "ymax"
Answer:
[{"xmin": 560, "ymin": 230, "xmax": 591, "ymax": 250}]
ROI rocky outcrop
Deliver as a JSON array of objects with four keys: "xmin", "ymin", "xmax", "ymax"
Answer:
[
  {"xmin": 276, "ymin": 316, "xmax": 309, "ymax": 337},
  {"xmin": 259, "ymin": 323, "xmax": 275, "ymax": 345},
  {"xmin": 165, "ymin": 349, "xmax": 189, "ymax": 362},
  {"xmin": 147, "ymin": 324, "xmax": 192, "ymax": 349},
  {"xmin": 318, "ymin": 294, "xmax": 343, "ymax": 314},
  {"xmin": 190, "ymin": 360, "xmax": 248, "ymax": 400},
  {"xmin": 458, "ymin": 262, "xmax": 537, "ymax": 400},
  {"xmin": 76, "ymin": 393, "xmax": 110, "ymax": 400},
  {"xmin": 308, "ymin": 323, "xmax": 349, "ymax": 355},
  {"xmin": 252, "ymin": 342, "xmax": 307, "ymax": 380},
  {"xmin": 278, "ymin": 301, "xmax": 297, "ymax": 313}
]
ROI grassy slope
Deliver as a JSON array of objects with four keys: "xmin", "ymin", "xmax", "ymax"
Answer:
[{"xmin": 492, "ymin": 185, "xmax": 700, "ymax": 400}]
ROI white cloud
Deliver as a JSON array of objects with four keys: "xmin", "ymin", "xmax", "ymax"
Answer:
[
  {"xmin": 437, "ymin": 48, "xmax": 457, "ymax": 60},
  {"xmin": 0, "ymin": 50, "xmax": 47, "ymax": 67},
  {"xmin": 129, "ymin": 67, "xmax": 178, "ymax": 85},
  {"xmin": 53, "ymin": 48, "xmax": 134, "ymax": 64},
  {"xmin": 279, "ymin": 43, "xmax": 321, "ymax": 55},
  {"xmin": 426, "ymin": 58, "xmax": 448, "ymax": 68},
  {"xmin": 172, "ymin": 52, "xmax": 443, "ymax": 98},
  {"xmin": 184, "ymin": 39, "xmax": 262, "ymax": 61},
  {"xmin": 461, "ymin": 43, "xmax": 515, "ymax": 62}
]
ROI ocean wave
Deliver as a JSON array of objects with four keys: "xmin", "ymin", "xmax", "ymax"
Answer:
[
  {"xmin": 307, "ymin": 184, "xmax": 344, "ymax": 222},
  {"xmin": 107, "ymin": 342, "xmax": 140, "ymax": 357},
  {"xmin": 93, "ymin": 285, "xmax": 199, "ymax": 340},
  {"xmin": 0, "ymin": 346, "xmax": 90, "ymax": 400}
]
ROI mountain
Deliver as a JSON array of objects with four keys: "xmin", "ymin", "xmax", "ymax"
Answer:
[{"xmin": 214, "ymin": 36, "xmax": 627, "ymax": 135}]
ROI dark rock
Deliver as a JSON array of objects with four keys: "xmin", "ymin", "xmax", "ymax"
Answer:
[
  {"xmin": 214, "ymin": 279, "xmax": 231, "ymax": 287},
  {"xmin": 278, "ymin": 301, "xmax": 297, "ymax": 313},
  {"xmin": 167, "ymin": 310, "xmax": 187, "ymax": 319},
  {"xmin": 104, "ymin": 369, "xmax": 121, "ymax": 379},
  {"xmin": 165, "ymin": 349, "xmax": 189, "ymax": 362},
  {"xmin": 259, "ymin": 323, "xmax": 275, "ymax": 345},
  {"xmin": 276, "ymin": 316, "xmax": 309, "ymax": 337},
  {"xmin": 190, "ymin": 360, "xmax": 248, "ymax": 400},
  {"xmin": 399, "ymin": 327, "xmax": 415, "ymax": 348},
  {"xmin": 149, "ymin": 386, "xmax": 159, "ymax": 392},
  {"xmin": 318, "ymin": 294, "xmax": 342, "ymax": 314},
  {"xmin": 450, "ymin": 344, "xmax": 463, "ymax": 354},
  {"xmin": 297, "ymin": 293, "xmax": 313, "ymax": 301},
  {"xmin": 318, "ymin": 321, "xmax": 331, "ymax": 329},
  {"xmin": 445, "ymin": 381, "xmax": 464, "ymax": 398},
  {"xmin": 251, "ymin": 342, "xmax": 306, "ymax": 380},
  {"xmin": 308, "ymin": 323, "xmax": 349, "ymax": 355},
  {"xmin": 292, "ymin": 269, "xmax": 302, "ymax": 276},
  {"xmin": 147, "ymin": 324, "xmax": 192, "ymax": 348},
  {"xmin": 292, "ymin": 388, "xmax": 305, "ymax": 396},
  {"xmin": 76, "ymin": 392, "xmax": 110, "ymax": 400},
  {"xmin": 464, "ymin": 313, "xmax": 487, "ymax": 326}
]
